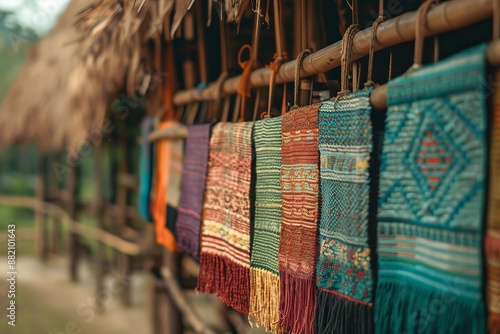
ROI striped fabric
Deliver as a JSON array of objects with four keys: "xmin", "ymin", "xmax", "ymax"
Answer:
[
  {"xmin": 197, "ymin": 121, "xmax": 255, "ymax": 313},
  {"xmin": 138, "ymin": 116, "xmax": 155, "ymax": 223},
  {"xmin": 316, "ymin": 90, "xmax": 374, "ymax": 334},
  {"xmin": 250, "ymin": 116, "xmax": 283, "ymax": 333},
  {"xmin": 152, "ymin": 120, "xmax": 182, "ymax": 252},
  {"xmin": 176, "ymin": 123, "xmax": 213, "ymax": 261},
  {"xmin": 166, "ymin": 137, "xmax": 184, "ymax": 238},
  {"xmin": 279, "ymin": 104, "xmax": 320, "ymax": 334},
  {"xmin": 376, "ymin": 44, "xmax": 488, "ymax": 334},
  {"xmin": 487, "ymin": 70, "xmax": 500, "ymax": 334}
]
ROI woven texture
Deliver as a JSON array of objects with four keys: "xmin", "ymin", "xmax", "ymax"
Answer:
[
  {"xmin": 197, "ymin": 121, "xmax": 254, "ymax": 313},
  {"xmin": 250, "ymin": 116, "xmax": 283, "ymax": 333},
  {"xmin": 376, "ymin": 44, "xmax": 487, "ymax": 334},
  {"xmin": 152, "ymin": 120, "xmax": 180, "ymax": 251},
  {"xmin": 279, "ymin": 104, "xmax": 320, "ymax": 334},
  {"xmin": 165, "ymin": 137, "xmax": 183, "ymax": 238},
  {"xmin": 138, "ymin": 116, "xmax": 155, "ymax": 223},
  {"xmin": 316, "ymin": 90, "xmax": 374, "ymax": 334},
  {"xmin": 176, "ymin": 123, "xmax": 213, "ymax": 261},
  {"xmin": 487, "ymin": 70, "xmax": 500, "ymax": 334}
]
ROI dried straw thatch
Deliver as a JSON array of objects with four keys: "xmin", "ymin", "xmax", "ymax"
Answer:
[
  {"xmin": 0, "ymin": 0, "xmax": 110, "ymax": 152},
  {"xmin": 0, "ymin": 0, "xmax": 251, "ymax": 152}
]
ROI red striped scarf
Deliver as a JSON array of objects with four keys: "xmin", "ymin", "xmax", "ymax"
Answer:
[{"xmin": 279, "ymin": 104, "xmax": 320, "ymax": 334}]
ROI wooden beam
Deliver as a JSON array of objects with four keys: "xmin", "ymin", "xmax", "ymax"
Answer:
[
  {"xmin": 173, "ymin": 0, "xmax": 493, "ymax": 106},
  {"xmin": 0, "ymin": 196, "xmax": 142, "ymax": 255}
]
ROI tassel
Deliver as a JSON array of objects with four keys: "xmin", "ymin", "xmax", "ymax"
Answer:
[
  {"xmin": 249, "ymin": 268, "xmax": 283, "ymax": 333},
  {"xmin": 196, "ymin": 252, "xmax": 250, "ymax": 313},
  {"xmin": 375, "ymin": 281, "xmax": 486, "ymax": 334},
  {"xmin": 315, "ymin": 288, "xmax": 373, "ymax": 334},
  {"xmin": 486, "ymin": 231, "xmax": 500, "ymax": 334},
  {"xmin": 279, "ymin": 270, "xmax": 316, "ymax": 334}
]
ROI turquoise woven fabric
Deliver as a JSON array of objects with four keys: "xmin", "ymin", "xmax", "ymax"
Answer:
[
  {"xmin": 249, "ymin": 116, "xmax": 283, "ymax": 332},
  {"xmin": 138, "ymin": 116, "xmax": 155, "ymax": 223},
  {"xmin": 316, "ymin": 89, "xmax": 374, "ymax": 334},
  {"xmin": 376, "ymin": 44, "xmax": 488, "ymax": 334}
]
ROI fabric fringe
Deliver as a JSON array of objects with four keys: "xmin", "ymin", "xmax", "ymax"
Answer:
[
  {"xmin": 249, "ymin": 268, "xmax": 283, "ymax": 333},
  {"xmin": 279, "ymin": 270, "xmax": 316, "ymax": 334},
  {"xmin": 486, "ymin": 232, "xmax": 500, "ymax": 259},
  {"xmin": 375, "ymin": 281, "xmax": 486, "ymax": 334},
  {"xmin": 490, "ymin": 314, "xmax": 500, "ymax": 334},
  {"xmin": 486, "ymin": 231, "xmax": 500, "ymax": 334},
  {"xmin": 315, "ymin": 288, "xmax": 373, "ymax": 334},
  {"xmin": 196, "ymin": 252, "xmax": 250, "ymax": 313}
]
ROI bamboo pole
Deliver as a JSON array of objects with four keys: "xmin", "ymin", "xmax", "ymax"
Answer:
[{"xmin": 173, "ymin": 0, "xmax": 493, "ymax": 106}]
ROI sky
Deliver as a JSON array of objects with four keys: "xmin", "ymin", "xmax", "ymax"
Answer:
[{"xmin": 0, "ymin": 0, "xmax": 70, "ymax": 36}]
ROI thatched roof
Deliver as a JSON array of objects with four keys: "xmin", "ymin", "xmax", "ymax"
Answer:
[
  {"xmin": 0, "ymin": 0, "xmax": 108, "ymax": 151},
  {"xmin": 0, "ymin": 0, "xmax": 251, "ymax": 152}
]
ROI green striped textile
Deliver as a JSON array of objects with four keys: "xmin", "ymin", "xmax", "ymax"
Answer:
[{"xmin": 250, "ymin": 116, "xmax": 283, "ymax": 333}]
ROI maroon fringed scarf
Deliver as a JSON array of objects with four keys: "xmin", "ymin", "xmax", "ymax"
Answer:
[
  {"xmin": 279, "ymin": 104, "xmax": 320, "ymax": 333},
  {"xmin": 196, "ymin": 122, "xmax": 254, "ymax": 313},
  {"xmin": 176, "ymin": 123, "xmax": 213, "ymax": 261}
]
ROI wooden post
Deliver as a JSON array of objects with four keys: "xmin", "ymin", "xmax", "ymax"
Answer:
[
  {"xmin": 159, "ymin": 250, "xmax": 182, "ymax": 334},
  {"xmin": 117, "ymin": 120, "xmax": 132, "ymax": 307},
  {"xmin": 51, "ymin": 216, "xmax": 61, "ymax": 255},
  {"xmin": 35, "ymin": 153, "xmax": 47, "ymax": 261},
  {"xmin": 94, "ymin": 145, "xmax": 106, "ymax": 312},
  {"xmin": 145, "ymin": 225, "xmax": 163, "ymax": 334},
  {"xmin": 67, "ymin": 160, "xmax": 80, "ymax": 282}
]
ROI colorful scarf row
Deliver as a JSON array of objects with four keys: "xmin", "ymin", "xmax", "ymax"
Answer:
[{"xmin": 139, "ymin": 43, "xmax": 492, "ymax": 334}]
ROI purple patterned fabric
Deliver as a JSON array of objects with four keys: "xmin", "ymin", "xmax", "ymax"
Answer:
[{"xmin": 176, "ymin": 123, "xmax": 213, "ymax": 260}]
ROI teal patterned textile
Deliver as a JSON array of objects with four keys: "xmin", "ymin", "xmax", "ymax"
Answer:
[
  {"xmin": 376, "ymin": 44, "xmax": 488, "ymax": 334},
  {"xmin": 316, "ymin": 89, "xmax": 374, "ymax": 334}
]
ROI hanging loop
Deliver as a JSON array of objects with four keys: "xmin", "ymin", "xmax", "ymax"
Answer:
[
  {"xmin": 337, "ymin": 23, "xmax": 359, "ymax": 99},
  {"xmin": 365, "ymin": 1, "xmax": 386, "ymax": 88},
  {"xmin": 291, "ymin": 49, "xmax": 312, "ymax": 111},
  {"xmin": 213, "ymin": 71, "xmax": 228, "ymax": 121},
  {"xmin": 412, "ymin": 0, "xmax": 439, "ymax": 70},
  {"xmin": 494, "ymin": 0, "xmax": 500, "ymax": 40},
  {"xmin": 237, "ymin": 44, "xmax": 254, "ymax": 121}
]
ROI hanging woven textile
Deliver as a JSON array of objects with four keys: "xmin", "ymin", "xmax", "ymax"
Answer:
[
  {"xmin": 316, "ymin": 89, "xmax": 375, "ymax": 334},
  {"xmin": 176, "ymin": 123, "xmax": 213, "ymax": 261},
  {"xmin": 376, "ymin": 44, "xmax": 488, "ymax": 333},
  {"xmin": 486, "ymin": 70, "xmax": 500, "ymax": 334},
  {"xmin": 138, "ymin": 116, "xmax": 155, "ymax": 223},
  {"xmin": 279, "ymin": 104, "xmax": 320, "ymax": 334},
  {"xmin": 152, "ymin": 120, "xmax": 182, "ymax": 252},
  {"xmin": 249, "ymin": 116, "xmax": 283, "ymax": 333},
  {"xmin": 197, "ymin": 121, "xmax": 255, "ymax": 313},
  {"xmin": 165, "ymin": 132, "xmax": 184, "ymax": 241}
]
